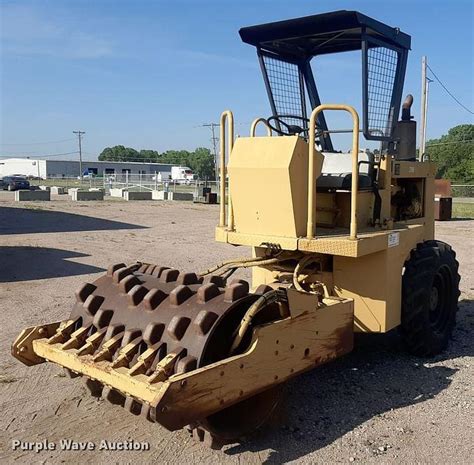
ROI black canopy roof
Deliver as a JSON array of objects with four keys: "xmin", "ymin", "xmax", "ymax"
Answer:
[{"xmin": 239, "ymin": 10, "xmax": 411, "ymax": 60}]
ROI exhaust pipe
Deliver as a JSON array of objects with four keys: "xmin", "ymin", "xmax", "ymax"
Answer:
[
  {"xmin": 401, "ymin": 94, "xmax": 414, "ymax": 121},
  {"xmin": 394, "ymin": 94, "xmax": 417, "ymax": 160}
]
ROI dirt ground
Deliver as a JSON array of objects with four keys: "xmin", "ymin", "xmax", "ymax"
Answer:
[{"xmin": 0, "ymin": 194, "xmax": 472, "ymax": 464}]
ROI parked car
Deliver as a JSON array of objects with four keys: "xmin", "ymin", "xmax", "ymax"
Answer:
[{"xmin": 0, "ymin": 176, "xmax": 30, "ymax": 191}]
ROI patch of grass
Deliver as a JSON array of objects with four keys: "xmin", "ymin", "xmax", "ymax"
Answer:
[
  {"xmin": 30, "ymin": 179, "xmax": 83, "ymax": 188},
  {"xmin": 22, "ymin": 204, "xmax": 46, "ymax": 211},
  {"xmin": 452, "ymin": 202, "xmax": 474, "ymax": 219},
  {"xmin": 0, "ymin": 375, "xmax": 18, "ymax": 384}
]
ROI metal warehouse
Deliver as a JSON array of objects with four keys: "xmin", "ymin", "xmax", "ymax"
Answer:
[{"xmin": 0, "ymin": 158, "xmax": 173, "ymax": 179}]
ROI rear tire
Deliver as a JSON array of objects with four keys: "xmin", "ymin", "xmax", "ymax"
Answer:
[{"xmin": 400, "ymin": 240, "xmax": 460, "ymax": 356}]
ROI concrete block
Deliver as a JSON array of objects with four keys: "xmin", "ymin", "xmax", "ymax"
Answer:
[
  {"xmin": 68, "ymin": 188, "xmax": 79, "ymax": 195},
  {"xmin": 38, "ymin": 185, "xmax": 50, "ymax": 191},
  {"xmin": 89, "ymin": 188, "xmax": 105, "ymax": 192},
  {"xmin": 71, "ymin": 190, "xmax": 104, "ymax": 201},
  {"xmin": 152, "ymin": 190, "xmax": 168, "ymax": 200},
  {"xmin": 109, "ymin": 188, "xmax": 126, "ymax": 198},
  {"xmin": 50, "ymin": 186, "xmax": 66, "ymax": 195},
  {"xmin": 193, "ymin": 193, "xmax": 217, "ymax": 204},
  {"xmin": 168, "ymin": 192, "xmax": 194, "ymax": 201},
  {"xmin": 123, "ymin": 191, "xmax": 152, "ymax": 201},
  {"xmin": 15, "ymin": 190, "xmax": 50, "ymax": 201}
]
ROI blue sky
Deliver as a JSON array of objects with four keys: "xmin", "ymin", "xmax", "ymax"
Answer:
[{"xmin": 1, "ymin": 0, "xmax": 473, "ymax": 160}]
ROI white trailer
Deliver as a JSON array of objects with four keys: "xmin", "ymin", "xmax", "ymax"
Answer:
[
  {"xmin": 171, "ymin": 166, "xmax": 195, "ymax": 184},
  {"xmin": 0, "ymin": 158, "xmax": 47, "ymax": 179}
]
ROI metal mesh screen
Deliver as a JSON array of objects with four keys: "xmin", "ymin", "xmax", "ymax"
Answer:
[
  {"xmin": 262, "ymin": 55, "xmax": 305, "ymax": 127},
  {"xmin": 367, "ymin": 46, "xmax": 398, "ymax": 137}
]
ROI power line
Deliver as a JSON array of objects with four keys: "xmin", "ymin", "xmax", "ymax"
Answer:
[
  {"xmin": 0, "ymin": 150, "xmax": 43, "ymax": 155},
  {"xmin": 0, "ymin": 151, "xmax": 78, "ymax": 158},
  {"xmin": 426, "ymin": 140, "xmax": 474, "ymax": 147},
  {"xmin": 427, "ymin": 64, "xmax": 474, "ymax": 115},
  {"xmin": 0, "ymin": 138, "xmax": 76, "ymax": 146},
  {"xmin": 42, "ymin": 151, "xmax": 80, "ymax": 157}
]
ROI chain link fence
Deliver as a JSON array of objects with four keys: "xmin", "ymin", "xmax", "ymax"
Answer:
[
  {"xmin": 104, "ymin": 174, "xmax": 219, "ymax": 195},
  {"xmin": 28, "ymin": 176, "xmax": 104, "ymax": 190},
  {"xmin": 28, "ymin": 175, "xmax": 221, "ymax": 196},
  {"xmin": 27, "ymin": 175, "xmax": 473, "ymax": 198},
  {"xmin": 451, "ymin": 184, "xmax": 474, "ymax": 198}
]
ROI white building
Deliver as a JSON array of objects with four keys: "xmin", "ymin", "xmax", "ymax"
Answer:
[{"xmin": 0, "ymin": 158, "xmax": 173, "ymax": 179}]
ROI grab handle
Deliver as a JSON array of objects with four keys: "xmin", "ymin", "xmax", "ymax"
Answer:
[
  {"xmin": 219, "ymin": 111, "xmax": 234, "ymax": 228},
  {"xmin": 307, "ymin": 104, "xmax": 360, "ymax": 240},
  {"xmin": 250, "ymin": 118, "xmax": 272, "ymax": 137}
]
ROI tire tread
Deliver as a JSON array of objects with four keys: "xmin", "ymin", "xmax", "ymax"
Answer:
[{"xmin": 400, "ymin": 240, "xmax": 460, "ymax": 356}]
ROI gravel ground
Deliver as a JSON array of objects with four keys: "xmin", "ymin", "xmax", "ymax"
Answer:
[{"xmin": 0, "ymin": 195, "xmax": 472, "ymax": 464}]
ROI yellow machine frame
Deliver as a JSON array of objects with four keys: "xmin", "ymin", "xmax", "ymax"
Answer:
[{"xmin": 216, "ymin": 105, "xmax": 436, "ymax": 333}]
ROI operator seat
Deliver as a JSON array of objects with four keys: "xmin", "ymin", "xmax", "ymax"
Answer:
[{"xmin": 317, "ymin": 150, "xmax": 375, "ymax": 191}]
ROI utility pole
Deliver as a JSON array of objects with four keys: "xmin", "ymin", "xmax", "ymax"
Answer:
[
  {"xmin": 73, "ymin": 130, "xmax": 85, "ymax": 180},
  {"xmin": 419, "ymin": 57, "xmax": 434, "ymax": 160},
  {"xmin": 419, "ymin": 57, "xmax": 428, "ymax": 159},
  {"xmin": 424, "ymin": 77, "xmax": 433, "ymax": 152},
  {"xmin": 200, "ymin": 123, "xmax": 219, "ymax": 181}
]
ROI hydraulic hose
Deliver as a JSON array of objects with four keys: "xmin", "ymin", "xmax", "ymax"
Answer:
[
  {"xmin": 217, "ymin": 257, "xmax": 281, "ymax": 274},
  {"xmin": 199, "ymin": 255, "xmax": 283, "ymax": 277},
  {"xmin": 292, "ymin": 255, "xmax": 329, "ymax": 297},
  {"xmin": 229, "ymin": 290, "xmax": 281, "ymax": 354},
  {"xmin": 199, "ymin": 256, "xmax": 266, "ymax": 276}
]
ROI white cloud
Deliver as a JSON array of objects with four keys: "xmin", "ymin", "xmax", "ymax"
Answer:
[{"xmin": 1, "ymin": 4, "xmax": 113, "ymax": 59}]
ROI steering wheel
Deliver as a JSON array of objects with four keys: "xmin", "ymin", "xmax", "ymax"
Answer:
[{"xmin": 266, "ymin": 115, "xmax": 310, "ymax": 136}]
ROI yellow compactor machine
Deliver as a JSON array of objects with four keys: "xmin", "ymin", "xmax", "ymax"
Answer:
[{"xmin": 12, "ymin": 11, "xmax": 460, "ymax": 447}]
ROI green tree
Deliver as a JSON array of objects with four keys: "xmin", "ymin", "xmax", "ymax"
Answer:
[
  {"xmin": 139, "ymin": 149, "xmax": 160, "ymax": 162},
  {"xmin": 98, "ymin": 145, "xmax": 140, "ymax": 162},
  {"xmin": 98, "ymin": 145, "xmax": 216, "ymax": 179},
  {"xmin": 188, "ymin": 147, "xmax": 215, "ymax": 179},
  {"xmin": 426, "ymin": 124, "xmax": 474, "ymax": 183},
  {"xmin": 158, "ymin": 150, "xmax": 191, "ymax": 165}
]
